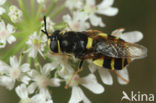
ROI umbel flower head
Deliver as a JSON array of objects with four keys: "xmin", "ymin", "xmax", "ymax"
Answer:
[
  {"xmin": 0, "ymin": 56, "xmax": 30, "ymax": 90},
  {"xmin": 0, "ymin": 0, "xmax": 6, "ymax": 15},
  {"xmin": 24, "ymin": 32, "xmax": 47, "ymax": 58},
  {"xmin": 0, "ymin": 20, "xmax": 16, "ymax": 48},
  {"xmin": 0, "ymin": 0, "xmax": 147, "ymax": 103}
]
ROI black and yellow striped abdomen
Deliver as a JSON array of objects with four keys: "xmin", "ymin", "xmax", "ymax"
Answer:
[{"xmin": 92, "ymin": 57, "xmax": 131, "ymax": 70}]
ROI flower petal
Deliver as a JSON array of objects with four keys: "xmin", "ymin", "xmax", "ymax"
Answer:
[
  {"xmin": 89, "ymin": 14, "xmax": 105, "ymax": 27},
  {"xmin": 41, "ymin": 63, "xmax": 58, "ymax": 75},
  {"xmin": 0, "ymin": 0, "xmax": 6, "ymax": 5},
  {"xmin": 39, "ymin": 88, "xmax": 51, "ymax": 100},
  {"xmin": 98, "ymin": 0, "xmax": 114, "ymax": 7},
  {"xmin": 0, "ymin": 76, "xmax": 15, "ymax": 90},
  {"xmin": 111, "ymin": 29, "xmax": 143, "ymax": 43},
  {"xmin": 21, "ymin": 63, "xmax": 30, "ymax": 72},
  {"xmin": 97, "ymin": 7, "xmax": 118, "ymax": 16},
  {"xmin": 98, "ymin": 68, "xmax": 113, "ymax": 85},
  {"xmin": 49, "ymin": 78, "xmax": 61, "ymax": 87},
  {"xmin": 121, "ymin": 31, "xmax": 143, "ymax": 43},
  {"xmin": 117, "ymin": 68, "xmax": 129, "ymax": 85},
  {"xmin": 0, "ymin": 7, "xmax": 5, "ymax": 15},
  {"xmin": 0, "ymin": 40, "xmax": 6, "ymax": 48},
  {"xmin": 31, "ymin": 92, "xmax": 53, "ymax": 103},
  {"xmin": 7, "ymin": 23, "xmax": 15, "ymax": 34},
  {"xmin": 69, "ymin": 86, "xmax": 91, "ymax": 103},
  {"xmin": 28, "ymin": 82, "xmax": 37, "ymax": 94},
  {"xmin": 0, "ymin": 60, "xmax": 10, "ymax": 73},
  {"xmin": 88, "ymin": 62, "xmax": 97, "ymax": 73},
  {"xmin": 28, "ymin": 48, "xmax": 37, "ymax": 58},
  {"xmin": 15, "ymin": 84, "xmax": 28, "ymax": 99},
  {"xmin": 0, "ymin": 20, "xmax": 5, "ymax": 30},
  {"xmin": 10, "ymin": 56, "xmax": 19, "ymax": 68},
  {"xmin": 63, "ymin": 14, "xmax": 71, "ymax": 23},
  {"xmin": 80, "ymin": 74, "xmax": 104, "ymax": 94},
  {"xmin": 20, "ymin": 75, "xmax": 31, "ymax": 84},
  {"xmin": 7, "ymin": 35, "xmax": 16, "ymax": 44},
  {"xmin": 86, "ymin": 0, "xmax": 95, "ymax": 5}
]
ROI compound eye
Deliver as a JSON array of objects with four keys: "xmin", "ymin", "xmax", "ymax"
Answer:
[{"xmin": 50, "ymin": 40, "xmax": 58, "ymax": 53}]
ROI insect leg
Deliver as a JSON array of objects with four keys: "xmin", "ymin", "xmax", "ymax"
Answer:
[
  {"xmin": 77, "ymin": 60, "xmax": 84, "ymax": 72},
  {"xmin": 66, "ymin": 23, "xmax": 73, "ymax": 31},
  {"xmin": 112, "ymin": 70, "xmax": 129, "ymax": 83},
  {"xmin": 64, "ymin": 60, "xmax": 84, "ymax": 89}
]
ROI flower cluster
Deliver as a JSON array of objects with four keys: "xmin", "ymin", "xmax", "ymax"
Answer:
[
  {"xmin": 0, "ymin": 0, "xmax": 145, "ymax": 103},
  {"xmin": 64, "ymin": 0, "xmax": 118, "ymax": 31}
]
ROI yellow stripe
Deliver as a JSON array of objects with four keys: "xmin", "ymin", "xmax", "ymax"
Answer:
[
  {"xmin": 57, "ymin": 40, "xmax": 61, "ymax": 53},
  {"xmin": 127, "ymin": 58, "xmax": 131, "ymax": 63},
  {"xmin": 98, "ymin": 33, "xmax": 108, "ymax": 38},
  {"xmin": 93, "ymin": 58, "xmax": 104, "ymax": 67},
  {"xmin": 111, "ymin": 59, "xmax": 115, "ymax": 70},
  {"xmin": 86, "ymin": 37, "xmax": 93, "ymax": 49},
  {"xmin": 48, "ymin": 39, "xmax": 51, "ymax": 46}
]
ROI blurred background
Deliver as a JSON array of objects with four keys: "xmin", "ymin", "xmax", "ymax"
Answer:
[{"xmin": 0, "ymin": 0, "xmax": 156, "ymax": 103}]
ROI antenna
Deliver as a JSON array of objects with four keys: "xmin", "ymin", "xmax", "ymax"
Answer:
[{"xmin": 41, "ymin": 16, "xmax": 50, "ymax": 38}]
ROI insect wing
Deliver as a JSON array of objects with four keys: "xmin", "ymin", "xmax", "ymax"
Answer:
[{"xmin": 95, "ymin": 40, "xmax": 147, "ymax": 59}]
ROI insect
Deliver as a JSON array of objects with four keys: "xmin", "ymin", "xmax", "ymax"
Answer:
[{"xmin": 41, "ymin": 16, "xmax": 147, "ymax": 86}]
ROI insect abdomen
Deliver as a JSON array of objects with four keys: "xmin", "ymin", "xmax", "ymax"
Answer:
[{"xmin": 93, "ymin": 57, "xmax": 131, "ymax": 70}]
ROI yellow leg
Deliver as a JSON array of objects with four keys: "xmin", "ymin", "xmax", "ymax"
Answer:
[
  {"xmin": 64, "ymin": 60, "xmax": 84, "ymax": 89},
  {"xmin": 66, "ymin": 23, "xmax": 73, "ymax": 31},
  {"xmin": 112, "ymin": 70, "xmax": 129, "ymax": 83}
]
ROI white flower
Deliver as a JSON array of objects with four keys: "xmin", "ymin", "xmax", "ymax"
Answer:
[
  {"xmin": 65, "ymin": 0, "xmax": 83, "ymax": 10},
  {"xmin": 28, "ymin": 63, "xmax": 60, "ymax": 99},
  {"xmin": 82, "ymin": 0, "xmax": 118, "ymax": 27},
  {"xmin": 37, "ymin": 0, "xmax": 47, "ymax": 4},
  {"xmin": 0, "ymin": 20, "xmax": 16, "ymax": 48},
  {"xmin": 42, "ymin": 17, "xmax": 55, "ymax": 33},
  {"xmin": 58, "ymin": 68, "xmax": 104, "ymax": 103},
  {"xmin": 0, "ymin": 56, "xmax": 31, "ymax": 90},
  {"xmin": 16, "ymin": 84, "xmax": 53, "ymax": 103},
  {"xmin": 16, "ymin": 84, "xmax": 32, "ymax": 103},
  {"xmin": 31, "ymin": 89, "xmax": 53, "ymax": 103},
  {"xmin": 0, "ymin": 0, "xmax": 6, "ymax": 15},
  {"xmin": 88, "ymin": 63, "xmax": 113, "ymax": 85},
  {"xmin": 63, "ymin": 12, "xmax": 90, "ymax": 31},
  {"xmin": 8, "ymin": 5, "xmax": 23, "ymax": 23},
  {"xmin": 116, "ymin": 68, "xmax": 129, "ymax": 85},
  {"xmin": 25, "ymin": 32, "xmax": 47, "ymax": 58},
  {"xmin": 111, "ymin": 29, "xmax": 143, "ymax": 43}
]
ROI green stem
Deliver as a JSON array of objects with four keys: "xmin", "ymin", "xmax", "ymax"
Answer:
[
  {"xmin": 1, "ymin": 36, "xmax": 28, "ymax": 62},
  {"xmin": 20, "ymin": 50, "xmax": 24, "ymax": 64},
  {"xmin": 30, "ymin": 0, "xmax": 35, "ymax": 18},
  {"xmin": 17, "ymin": 0, "xmax": 28, "ymax": 19},
  {"xmin": 36, "ymin": 4, "xmax": 43, "ymax": 20},
  {"xmin": 1, "ymin": 14, "xmax": 14, "ymax": 25},
  {"xmin": 34, "ymin": 56, "xmax": 40, "ymax": 71},
  {"xmin": 54, "ymin": 22, "xmax": 67, "ymax": 30},
  {"xmin": 44, "ymin": 0, "xmax": 58, "ymax": 16},
  {"xmin": 1, "ymin": 41, "xmax": 26, "ymax": 62},
  {"xmin": 50, "ymin": 4, "xmax": 65, "ymax": 19},
  {"xmin": 27, "ymin": 57, "xmax": 32, "ymax": 68}
]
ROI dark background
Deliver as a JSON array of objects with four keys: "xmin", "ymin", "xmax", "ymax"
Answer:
[{"xmin": 0, "ymin": 0, "xmax": 156, "ymax": 103}]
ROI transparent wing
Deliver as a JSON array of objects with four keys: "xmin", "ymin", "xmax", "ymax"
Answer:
[{"xmin": 95, "ymin": 40, "xmax": 147, "ymax": 59}]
